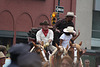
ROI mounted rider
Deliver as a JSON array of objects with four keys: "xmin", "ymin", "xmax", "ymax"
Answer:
[
  {"xmin": 36, "ymin": 20, "xmax": 56, "ymax": 53},
  {"xmin": 59, "ymin": 26, "xmax": 76, "ymax": 49},
  {"xmin": 53, "ymin": 12, "xmax": 76, "ymax": 45}
]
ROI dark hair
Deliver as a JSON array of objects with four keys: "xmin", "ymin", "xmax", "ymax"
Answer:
[
  {"xmin": 66, "ymin": 16, "xmax": 74, "ymax": 18},
  {"xmin": 0, "ymin": 45, "xmax": 7, "ymax": 53},
  {"xmin": 64, "ymin": 32, "xmax": 72, "ymax": 36}
]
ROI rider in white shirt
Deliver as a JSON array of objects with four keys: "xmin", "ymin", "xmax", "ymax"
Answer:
[
  {"xmin": 59, "ymin": 26, "xmax": 76, "ymax": 49},
  {"xmin": 36, "ymin": 20, "xmax": 56, "ymax": 52}
]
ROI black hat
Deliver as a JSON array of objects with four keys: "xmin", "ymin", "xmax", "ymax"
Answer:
[
  {"xmin": 8, "ymin": 43, "xmax": 31, "ymax": 55},
  {"xmin": 40, "ymin": 20, "xmax": 49, "ymax": 25},
  {"xmin": 18, "ymin": 52, "xmax": 42, "ymax": 67},
  {"xmin": 8, "ymin": 43, "xmax": 31, "ymax": 67}
]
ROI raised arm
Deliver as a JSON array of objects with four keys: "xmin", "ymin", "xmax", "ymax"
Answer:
[
  {"xmin": 71, "ymin": 30, "xmax": 80, "ymax": 42},
  {"xmin": 59, "ymin": 39, "xmax": 63, "ymax": 46},
  {"xmin": 53, "ymin": 20, "xmax": 61, "ymax": 33}
]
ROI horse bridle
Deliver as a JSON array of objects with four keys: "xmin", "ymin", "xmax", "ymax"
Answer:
[
  {"xmin": 40, "ymin": 47, "xmax": 48, "ymax": 61},
  {"xmin": 34, "ymin": 46, "xmax": 48, "ymax": 62},
  {"xmin": 72, "ymin": 44, "xmax": 82, "ymax": 66},
  {"xmin": 73, "ymin": 45, "xmax": 78, "ymax": 64}
]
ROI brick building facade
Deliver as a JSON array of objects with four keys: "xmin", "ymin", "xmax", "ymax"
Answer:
[{"xmin": 0, "ymin": 0, "xmax": 76, "ymax": 46}]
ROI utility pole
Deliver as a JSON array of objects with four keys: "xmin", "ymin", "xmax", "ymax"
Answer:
[
  {"xmin": 70, "ymin": 0, "xmax": 72, "ymax": 11},
  {"xmin": 57, "ymin": 0, "xmax": 60, "ymax": 20}
]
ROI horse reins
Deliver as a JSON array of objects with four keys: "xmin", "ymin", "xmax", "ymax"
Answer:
[
  {"xmin": 73, "ymin": 46, "xmax": 78, "ymax": 64},
  {"xmin": 40, "ymin": 48, "xmax": 48, "ymax": 61}
]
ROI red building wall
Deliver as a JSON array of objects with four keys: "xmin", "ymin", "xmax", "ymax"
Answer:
[{"xmin": 0, "ymin": 0, "xmax": 76, "ymax": 44}]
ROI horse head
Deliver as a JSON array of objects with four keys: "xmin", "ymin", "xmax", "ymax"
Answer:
[
  {"xmin": 49, "ymin": 44, "xmax": 69, "ymax": 67},
  {"xmin": 68, "ymin": 41, "xmax": 83, "ymax": 65},
  {"xmin": 56, "ymin": 43, "xmax": 64, "ymax": 56},
  {"xmin": 32, "ymin": 42, "xmax": 48, "ymax": 62},
  {"xmin": 51, "ymin": 43, "xmax": 68, "ymax": 56}
]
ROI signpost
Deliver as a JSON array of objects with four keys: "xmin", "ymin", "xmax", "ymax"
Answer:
[
  {"xmin": 56, "ymin": 0, "xmax": 64, "ymax": 20},
  {"xmin": 56, "ymin": 6, "xmax": 64, "ymax": 13},
  {"xmin": 56, "ymin": 6, "xmax": 64, "ymax": 20}
]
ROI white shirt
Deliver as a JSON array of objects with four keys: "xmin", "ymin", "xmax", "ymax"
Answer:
[
  {"xmin": 3, "ymin": 58, "xmax": 11, "ymax": 67},
  {"xmin": 36, "ymin": 29, "xmax": 54, "ymax": 45},
  {"xmin": 59, "ymin": 33, "xmax": 72, "ymax": 48}
]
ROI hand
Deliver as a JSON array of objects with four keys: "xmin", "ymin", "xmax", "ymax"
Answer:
[
  {"xmin": 78, "ymin": 30, "xmax": 80, "ymax": 36},
  {"xmin": 59, "ymin": 45, "xmax": 63, "ymax": 48},
  {"xmin": 56, "ymin": 29, "xmax": 60, "ymax": 33},
  {"xmin": 44, "ymin": 42, "xmax": 49, "ymax": 48},
  {"xmin": 45, "ymin": 42, "xmax": 49, "ymax": 46},
  {"xmin": 39, "ymin": 41, "xmax": 43, "ymax": 45},
  {"xmin": 82, "ymin": 49, "xmax": 86, "ymax": 54}
]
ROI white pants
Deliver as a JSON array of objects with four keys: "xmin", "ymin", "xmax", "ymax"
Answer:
[{"xmin": 46, "ymin": 45, "xmax": 56, "ymax": 52}]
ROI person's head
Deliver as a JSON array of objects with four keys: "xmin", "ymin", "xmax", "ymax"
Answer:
[
  {"xmin": 18, "ymin": 53, "xmax": 42, "ymax": 67},
  {"xmin": 40, "ymin": 20, "xmax": 49, "ymax": 30},
  {"xmin": 85, "ymin": 59, "xmax": 90, "ymax": 67},
  {"xmin": 64, "ymin": 32, "xmax": 73, "ymax": 36},
  {"xmin": 61, "ymin": 56, "xmax": 73, "ymax": 67},
  {"xmin": 63, "ymin": 26, "xmax": 76, "ymax": 36},
  {"xmin": 8, "ymin": 43, "xmax": 30, "ymax": 63},
  {"xmin": 0, "ymin": 45, "xmax": 7, "ymax": 55},
  {"xmin": 65, "ymin": 12, "xmax": 75, "ymax": 22},
  {"xmin": 0, "ymin": 52, "xmax": 6, "ymax": 66}
]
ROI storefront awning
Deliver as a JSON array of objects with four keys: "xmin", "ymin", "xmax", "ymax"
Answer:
[
  {"xmin": 0, "ymin": 30, "xmax": 14, "ymax": 38},
  {"xmin": 0, "ymin": 30, "xmax": 28, "ymax": 39}
]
